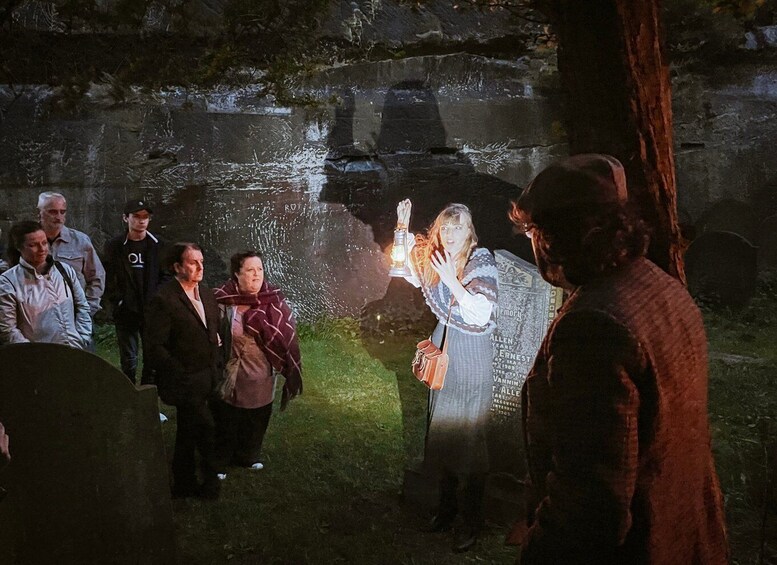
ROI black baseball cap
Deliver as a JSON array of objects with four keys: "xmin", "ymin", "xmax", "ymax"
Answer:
[{"xmin": 124, "ymin": 199, "xmax": 153, "ymax": 215}]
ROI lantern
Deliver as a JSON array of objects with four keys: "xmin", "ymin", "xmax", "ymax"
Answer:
[{"xmin": 389, "ymin": 224, "xmax": 412, "ymax": 277}]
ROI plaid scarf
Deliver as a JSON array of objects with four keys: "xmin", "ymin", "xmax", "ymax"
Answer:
[
  {"xmin": 421, "ymin": 247, "xmax": 498, "ymax": 335},
  {"xmin": 214, "ymin": 279, "xmax": 303, "ymax": 408}
]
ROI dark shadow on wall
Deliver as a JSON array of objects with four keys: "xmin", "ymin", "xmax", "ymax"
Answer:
[{"xmin": 320, "ymin": 80, "xmax": 533, "ymax": 461}]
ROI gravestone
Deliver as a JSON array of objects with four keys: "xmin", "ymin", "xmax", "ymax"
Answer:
[
  {"xmin": 0, "ymin": 343, "xmax": 176, "ymax": 564},
  {"xmin": 488, "ymin": 250, "xmax": 563, "ymax": 474},
  {"xmin": 696, "ymin": 198, "xmax": 759, "ymax": 245},
  {"xmin": 758, "ymin": 214, "xmax": 777, "ymax": 273},
  {"xmin": 685, "ymin": 230, "xmax": 758, "ymax": 307}
]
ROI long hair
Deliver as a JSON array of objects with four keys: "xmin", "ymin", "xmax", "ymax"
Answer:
[
  {"xmin": 413, "ymin": 203, "xmax": 477, "ymax": 288},
  {"xmin": 510, "ymin": 201, "xmax": 649, "ymax": 287}
]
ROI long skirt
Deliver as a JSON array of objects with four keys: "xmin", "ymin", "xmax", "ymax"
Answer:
[{"xmin": 424, "ymin": 322, "xmax": 493, "ymax": 475}]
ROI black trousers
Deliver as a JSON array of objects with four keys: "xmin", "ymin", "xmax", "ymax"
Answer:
[
  {"xmin": 438, "ymin": 471, "xmax": 486, "ymax": 528},
  {"xmin": 212, "ymin": 399, "xmax": 273, "ymax": 471},
  {"xmin": 172, "ymin": 401, "xmax": 218, "ymax": 493}
]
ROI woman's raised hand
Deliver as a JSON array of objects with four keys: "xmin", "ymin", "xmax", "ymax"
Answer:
[
  {"xmin": 430, "ymin": 248, "xmax": 458, "ymax": 289},
  {"xmin": 397, "ymin": 199, "xmax": 412, "ymax": 228}
]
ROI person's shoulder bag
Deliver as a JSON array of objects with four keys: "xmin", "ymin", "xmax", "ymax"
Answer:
[{"xmin": 411, "ymin": 299, "xmax": 453, "ymax": 390}]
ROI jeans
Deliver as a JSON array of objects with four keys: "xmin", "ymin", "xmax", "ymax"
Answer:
[{"xmin": 115, "ymin": 313, "xmax": 153, "ymax": 386}]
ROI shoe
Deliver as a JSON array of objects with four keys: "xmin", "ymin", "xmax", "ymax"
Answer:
[
  {"xmin": 452, "ymin": 525, "xmax": 479, "ymax": 553},
  {"xmin": 249, "ymin": 462, "xmax": 264, "ymax": 470},
  {"xmin": 423, "ymin": 513, "xmax": 455, "ymax": 533},
  {"xmin": 217, "ymin": 473, "xmax": 227, "ymax": 481},
  {"xmin": 159, "ymin": 413, "xmax": 168, "ymax": 423},
  {"xmin": 171, "ymin": 484, "xmax": 199, "ymax": 499}
]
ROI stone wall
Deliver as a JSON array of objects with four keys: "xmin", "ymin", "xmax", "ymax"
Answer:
[
  {"xmin": 0, "ymin": 52, "xmax": 563, "ymax": 320},
  {"xmin": 3, "ymin": 1, "xmax": 777, "ymax": 318}
]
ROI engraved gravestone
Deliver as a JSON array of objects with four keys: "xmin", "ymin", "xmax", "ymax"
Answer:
[
  {"xmin": 488, "ymin": 249, "xmax": 563, "ymax": 476},
  {"xmin": 0, "ymin": 343, "xmax": 176, "ymax": 564}
]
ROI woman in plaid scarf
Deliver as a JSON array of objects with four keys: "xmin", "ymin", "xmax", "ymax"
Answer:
[{"xmin": 212, "ymin": 251, "xmax": 302, "ymax": 477}]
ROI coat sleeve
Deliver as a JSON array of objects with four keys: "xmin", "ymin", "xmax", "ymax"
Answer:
[
  {"xmin": 521, "ymin": 309, "xmax": 647, "ymax": 564},
  {"xmin": 82, "ymin": 238, "xmax": 105, "ymax": 315},
  {"xmin": 67, "ymin": 264, "xmax": 92, "ymax": 346},
  {"xmin": 144, "ymin": 294, "xmax": 186, "ymax": 377},
  {"xmin": 102, "ymin": 238, "xmax": 120, "ymax": 308},
  {"xmin": 0, "ymin": 274, "xmax": 28, "ymax": 344}
]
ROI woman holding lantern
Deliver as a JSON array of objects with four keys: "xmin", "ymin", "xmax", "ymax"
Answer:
[{"xmin": 395, "ymin": 199, "xmax": 498, "ymax": 552}]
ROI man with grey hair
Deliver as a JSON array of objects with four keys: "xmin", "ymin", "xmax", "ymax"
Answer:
[{"xmin": 37, "ymin": 192, "xmax": 105, "ymax": 318}]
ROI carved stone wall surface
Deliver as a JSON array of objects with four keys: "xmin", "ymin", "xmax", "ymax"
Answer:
[
  {"xmin": 0, "ymin": 54, "xmax": 563, "ymax": 320},
  {"xmin": 3, "ymin": 53, "xmax": 777, "ymax": 317}
]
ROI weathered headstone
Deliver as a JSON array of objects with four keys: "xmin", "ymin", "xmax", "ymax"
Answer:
[
  {"xmin": 685, "ymin": 230, "xmax": 758, "ymax": 307},
  {"xmin": 0, "ymin": 343, "xmax": 176, "ymax": 564},
  {"xmin": 758, "ymin": 214, "xmax": 777, "ymax": 273},
  {"xmin": 696, "ymin": 198, "xmax": 759, "ymax": 245},
  {"xmin": 488, "ymin": 250, "xmax": 563, "ymax": 476}
]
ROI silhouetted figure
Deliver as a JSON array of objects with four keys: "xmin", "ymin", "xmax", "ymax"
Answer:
[
  {"xmin": 508, "ymin": 154, "xmax": 728, "ymax": 565},
  {"xmin": 321, "ymin": 80, "xmax": 531, "ymax": 259}
]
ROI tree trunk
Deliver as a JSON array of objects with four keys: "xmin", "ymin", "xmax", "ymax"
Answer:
[{"xmin": 545, "ymin": 0, "xmax": 685, "ymax": 281}]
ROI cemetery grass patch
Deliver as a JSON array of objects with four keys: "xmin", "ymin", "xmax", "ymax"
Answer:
[
  {"xmin": 99, "ymin": 319, "xmax": 516, "ymax": 564},
  {"xmin": 94, "ymin": 303, "xmax": 777, "ymax": 564},
  {"xmin": 702, "ymin": 279, "xmax": 777, "ymax": 565}
]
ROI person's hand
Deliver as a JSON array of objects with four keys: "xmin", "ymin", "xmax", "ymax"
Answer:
[
  {"xmin": 280, "ymin": 377, "xmax": 302, "ymax": 411},
  {"xmin": 396, "ymin": 199, "xmax": 412, "ymax": 228},
  {"xmin": 430, "ymin": 248, "xmax": 459, "ymax": 289},
  {"xmin": 0, "ymin": 422, "xmax": 10, "ymax": 470}
]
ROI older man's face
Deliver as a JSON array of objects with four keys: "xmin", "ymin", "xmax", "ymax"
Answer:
[{"xmin": 39, "ymin": 197, "xmax": 67, "ymax": 235}]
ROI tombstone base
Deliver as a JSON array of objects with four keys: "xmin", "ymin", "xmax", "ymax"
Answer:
[{"xmin": 401, "ymin": 459, "xmax": 526, "ymax": 525}]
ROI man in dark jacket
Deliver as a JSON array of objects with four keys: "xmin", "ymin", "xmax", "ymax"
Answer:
[
  {"xmin": 145, "ymin": 242, "xmax": 221, "ymax": 499},
  {"xmin": 103, "ymin": 199, "xmax": 167, "ymax": 385},
  {"xmin": 508, "ymin": 154, "xmax": 728, "ymax": 564}
]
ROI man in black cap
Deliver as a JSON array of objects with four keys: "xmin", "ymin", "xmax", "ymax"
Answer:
[
  {"xmin": 103, "ymin": 199, "xmax": 168, "ymax": 385},
  {"xmin": 507, "ymin": 154, "xmax": 728, "ymax": 564}
]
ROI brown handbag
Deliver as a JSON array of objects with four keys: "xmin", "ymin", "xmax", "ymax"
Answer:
[{"xmin": 411, "ymin": 300, "xmax": 453, "ymax": 390}]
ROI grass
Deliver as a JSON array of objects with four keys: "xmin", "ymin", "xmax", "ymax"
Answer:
[
  {"xmin": 701, "ymin": 278, "xmax": 777, "ymax": 565},
  {"xmin": 92, "ymin": 287, "xmax": 777, "ymax": 564}
]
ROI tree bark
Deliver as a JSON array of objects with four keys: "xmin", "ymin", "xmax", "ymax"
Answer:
[{"xmin": 545, "ymin": 0, "xmax": 685, "ymax": 281}]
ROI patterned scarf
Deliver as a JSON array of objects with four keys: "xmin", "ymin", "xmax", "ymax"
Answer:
[
  {"xmin": 213, "ymin": 279, "xmax": 303, "ymax": 408},
  {"xmin": 420, "ymin": 247, "xmax": 498, "ymax": 335}
]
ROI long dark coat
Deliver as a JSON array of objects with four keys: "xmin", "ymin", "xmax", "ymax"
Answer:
[
  {"xmin": 519, "ymin": 257, "xmax": 728, "ymax": 565},
  {"xmin": 145, "ymin": 279, "xmax": 222, "ymax": 406}
]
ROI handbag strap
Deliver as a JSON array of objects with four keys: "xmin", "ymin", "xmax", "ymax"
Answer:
[{"xmin": 440, "ymin": 296, "xmax": 454, "ymax": 355}]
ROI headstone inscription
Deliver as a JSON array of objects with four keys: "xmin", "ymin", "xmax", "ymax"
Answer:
[
  {"xmin": 0, "ymin": 343, "xmax": 176, "ymax": 564},
  {"xmin": 488, "ymin": 249, "xmax": 563, "ymax": 476}
]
